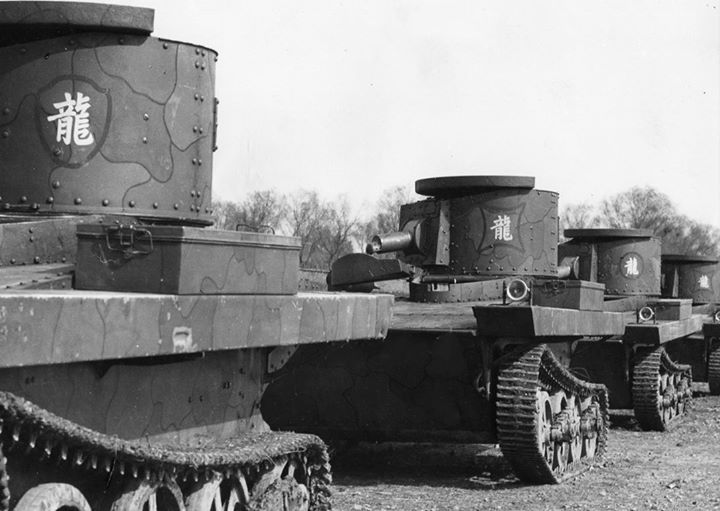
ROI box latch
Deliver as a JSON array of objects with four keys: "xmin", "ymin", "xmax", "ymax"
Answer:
[{"xmin": 104, "ymin": 224, "xmax": 154, "ymax": 259}]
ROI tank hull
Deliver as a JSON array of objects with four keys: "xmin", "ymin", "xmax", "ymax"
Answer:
[
  {"xmin": 263, "ymin": 331, "xmax": 495, "ymax": 443},
  {"xmin": 0, "ymin": 215, "xmax": 392, "ymax": 510},
  {"xmin": 263, "ymin": 297, "xmax": 613, "ymax": 486}
]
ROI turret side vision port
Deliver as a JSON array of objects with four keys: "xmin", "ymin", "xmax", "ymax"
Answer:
[
  {"xmin": 637, "ymin": 306, "xmax": 655, "ymax": 323},
  {"xmin": 713, "ymin": 310, "xmax": 720, "ymax": 323},
  {"xmin": 504, "ymin": 278, "xmax": 530, "ymax": 304}
]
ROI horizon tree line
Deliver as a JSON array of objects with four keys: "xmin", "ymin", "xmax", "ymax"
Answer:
[{"xmin": 213, "ymin": 185, "xmax": 720, "ymax": 270}]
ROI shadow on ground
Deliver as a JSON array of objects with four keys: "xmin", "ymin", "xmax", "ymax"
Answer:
[{"xmin": 331, "ymin": 441, "xmax": 522, "ymax": 490}]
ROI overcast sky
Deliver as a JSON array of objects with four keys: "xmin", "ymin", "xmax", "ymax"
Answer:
[{"xmin": 56, "ymin": 1, "xmax": 720, "ymax": 224}]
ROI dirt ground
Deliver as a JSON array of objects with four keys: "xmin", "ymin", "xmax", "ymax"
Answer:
[{"xmin": 331, "ymin": 384, "xmax": 720, "ymax": 510}]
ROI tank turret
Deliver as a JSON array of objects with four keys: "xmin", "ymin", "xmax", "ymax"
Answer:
[
  {"xmin": 561, "ymin": 229, "xmax": 662, "ymax": 296},
  {"xmin": 331, "ymin": 175, "xmax": 585, "ymax": 303},
  {"xmin": 0, "ymin": 1, "xmax": 216, "ymax": 224},
  {"xmin": 661, "ymin": 253, "xmax": 720, "ymax": 304},
  {"xmin": 374, "ymin": 175, "xmax": 559, "ymax": 277}
]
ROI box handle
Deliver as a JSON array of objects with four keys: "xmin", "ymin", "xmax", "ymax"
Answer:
[
  {"xmin": 104, "ymin": 224, "xmax": 154, "ymax": 259},
  {"xmin": 540, "ymin": 280, "xmax": 566, "ymax": 295}
]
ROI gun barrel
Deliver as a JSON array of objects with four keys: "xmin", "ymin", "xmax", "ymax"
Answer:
[
  {"xmin": 366, "ymin": 231, "xmax": 413, "ymax": 254},
  {"xmin": 557, "ymin": 256, "xmax": 580, "ymax": 279}
]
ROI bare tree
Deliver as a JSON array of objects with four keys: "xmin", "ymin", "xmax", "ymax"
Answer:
[
  {"xmin": 662, "ymin": 216, "xmax": 720, "ymax": 257},
  {"xmin": 362, "ymin": 185, "xmax": 417, "ymax": 241},
  {"xmin": 560, "ymin": 203, "xmax": 600, "ymax": 234},
  {"xmin": 560, "ymin": 204, "xmax": 600, "ymax": 241},
  {"xmin": 317, "ymin": 197, "xmax": 359, "ymax": 268},
  {"xmin": 598, "ymin": 186, "xmax": 676, "ymax": 233},
  {"xmin": 212, "ymin": 191, "xmax": 286, "ymax": 233},
  {"xmin": 287, "ymin": 190, "xmax": 331, "ymax": 268},
  {"xmin": 211, "ymin": 199, "xmax": 239, "ymax": 230},
  {"xmin": 595, "ymin": 186, "xmax": 719, "ymax": 257}
]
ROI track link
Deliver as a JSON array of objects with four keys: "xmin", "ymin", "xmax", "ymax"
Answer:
[
  {"xmin": 632, "ymin": 347, "xmax": 692, "ymax": 431},
  {"xmin": 0, "ymin": 391, "xmax": 331, "ymax": 510},
  {"xmin": 708, "ymin": 344, "xmax": 720, "ymax": 396},
  {"xmin": 495, "ymin": 344, "xmax": 609, "ymax": 484}
]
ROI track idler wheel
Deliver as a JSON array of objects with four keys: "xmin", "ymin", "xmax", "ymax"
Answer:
[
  {"xmin": 15, "ymin": 483, "xmax": 91, "ymax": 511},
  {"xmin": 111, "ymin": 479, "xmax": 185, "ymax": 511}
]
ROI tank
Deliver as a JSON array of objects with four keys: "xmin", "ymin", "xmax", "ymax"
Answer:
[
  {"xmin": 0, "ymin": 3, "xmax": 392, "ymax": 510},
  {"xmin": 263, "ymin": 175, "xmax": 708, "ymax": 485},
  {"xmin": 660, "ymin": 254, "xmax": 720, "ymax": 396},
  {"xmin": 557, "ymin": 229, "xmax": 699, "ymax": 426},
  {"xmin": 264, "ymin": 176, "xmax": 607, "ymax": 484},
  {"xmin": 706, "ymin": 311, "xmax": 720, "ymax": 395}
]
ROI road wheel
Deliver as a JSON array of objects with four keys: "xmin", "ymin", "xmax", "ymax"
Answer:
[
  {"xmin": 15, "ymin": 483, "xmax": 91, "ymax": 511},
  {"xmin": 186, "ymin": 471, "xmax": 249, "ymax": 511},
  {"xmin": 111, "ymin": 479, "xmax": 185, "ymax": 511}
]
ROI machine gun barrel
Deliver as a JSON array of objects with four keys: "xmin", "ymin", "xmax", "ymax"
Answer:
[{"xmin": 366, "ymin": 231, "xmax": 413, "ymax": 255}]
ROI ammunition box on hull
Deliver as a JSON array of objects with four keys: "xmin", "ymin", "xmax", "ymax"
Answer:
[
  {"xmin": 532, "ymin": 279, "xmax": 605, "ymax": 311},
  {"xmin": 76, "ymin": 224, "xmax": 301, "ymax": 294}
]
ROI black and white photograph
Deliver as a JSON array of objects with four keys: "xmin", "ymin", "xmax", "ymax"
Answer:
[{"xmin": 0, "ymin": 1, "xmax": 718, "ymax": 509}]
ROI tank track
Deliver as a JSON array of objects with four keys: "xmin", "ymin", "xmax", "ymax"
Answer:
[
  {"xmin": 0, "ymin": 443, "xmax": 8, "ymax": 510},
  {"xmin": 495, "ymin": 344, "xmax": 609, "ymax": 484},
  {"xmin": 0, "ymin": 391, "xmax": 331, "ymax": 510},
  {"xmin": 632, "ymin": 347, "xmax": 692, "ymax": 431},
  {"xmin": 708, "ymin": 344, "xmax": 720, "ymax": 396}
]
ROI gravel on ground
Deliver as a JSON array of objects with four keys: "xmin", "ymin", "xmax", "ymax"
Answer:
[{"xmin": 332, "ymin": 385, "xmax": 720, "ymax": 511}]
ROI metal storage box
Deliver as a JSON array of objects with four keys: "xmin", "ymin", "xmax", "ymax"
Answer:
[
  {"xmin": 75, "ymin": 224, "xmax": 300, "ymax": 294},
  {"xmin": 532, "ymin": 279, "xmax": 605, "ymax": 311},
  {"xmin": 648, "ymin": 299, "xmax": 692, "ymax": 321}
]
